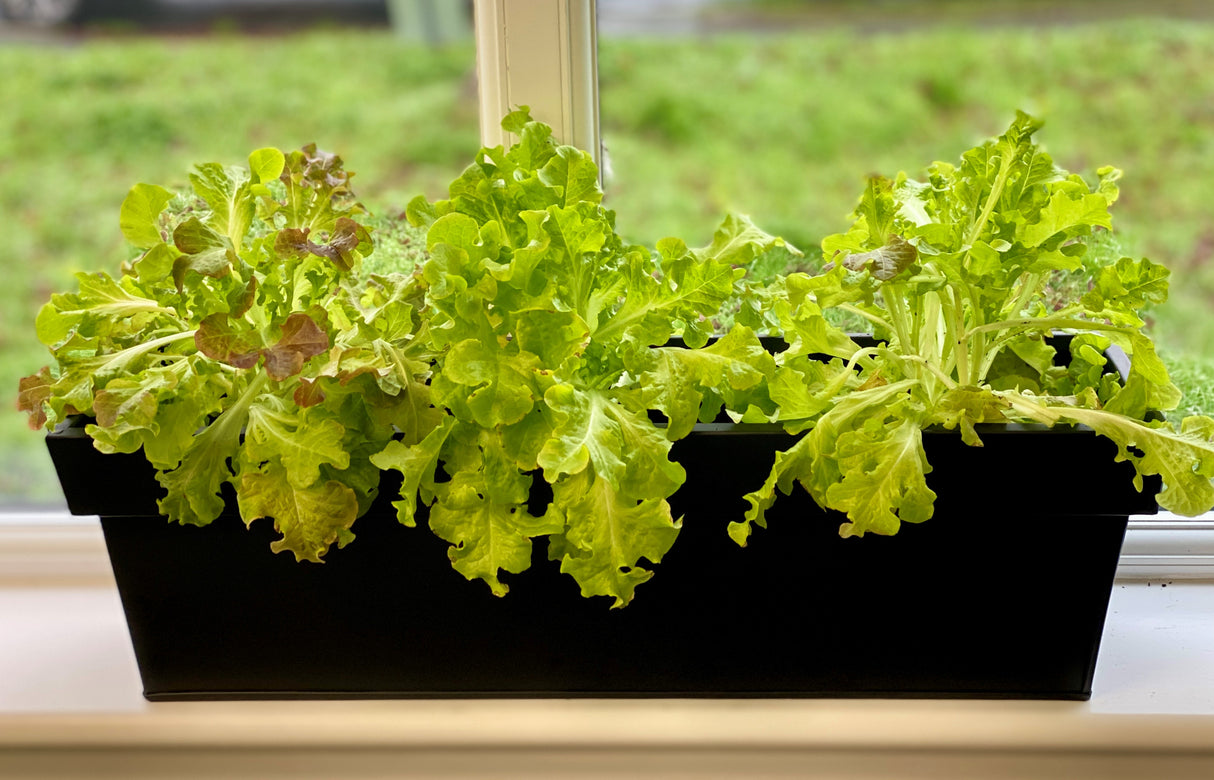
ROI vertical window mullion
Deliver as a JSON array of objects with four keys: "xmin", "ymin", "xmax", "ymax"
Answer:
[{"xmin": 473, "ymin": 0, "xmax": 600, "ymax": 166}]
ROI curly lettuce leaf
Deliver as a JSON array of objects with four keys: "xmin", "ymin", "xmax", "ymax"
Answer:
[
  {"xmin": 628, "ymin": 325, "xmax": 776, "ymax": 439},
  {"xmin": 549, "ymin": 471, "xmax": 681, "ymax": 609},
  {"xmin": 428, "ymin": 469, "xmax": 562, "ymax": 597},
  {"xmin": 238, "ymin": 468, "xmax": 359, "ymax": 563},
  {"xmin": 1044, "ymin": 407, "xmax": 1214, "ymax": 517}
]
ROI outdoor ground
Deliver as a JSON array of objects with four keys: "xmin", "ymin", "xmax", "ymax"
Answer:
[{"xmin": 2, "ymin": 1, "xmax": 1212, "ymax": 503}]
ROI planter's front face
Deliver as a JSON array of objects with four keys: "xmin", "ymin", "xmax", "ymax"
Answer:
[{"xmin": 50, "ymin": 417, "xmax": 1146, "ymax": 701}]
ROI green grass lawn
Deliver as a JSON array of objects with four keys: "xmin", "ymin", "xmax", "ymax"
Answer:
[{"xmin": 3, "ymin": 18, "xmax": 1213, "ymax": 504}]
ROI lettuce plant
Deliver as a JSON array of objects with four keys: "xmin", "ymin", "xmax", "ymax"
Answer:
[
  {"xmin": 375, "ymin": 109, "xmax": 786, "ymax": 605},
  {"xmin": 20, "ymin": 146, "xmax": 436, "ymax": 562},
  {"xmin": 734, "ymin": 112, "xmax": 1214, "ymax": 546}
]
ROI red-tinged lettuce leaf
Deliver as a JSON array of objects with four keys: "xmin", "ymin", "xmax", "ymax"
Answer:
[
  {"xmin": 263, "ymin": 312, "xmax": 330, "ymax": 381},
  {"xmin": 840, "ymin": 235, "xmax": 919, "ymax": 281},
  {"xmin": 197, "ymin": 311, "xmax": 330, "ymax": 380},
  {"xmin": 195, "ymin": 313, "xmax": 262, "ymax": 369},
  {"xmin": 276, "ymin": 228, "xmax": 318, "ymax": 259},
  {"xmin": 17, "ymin": 367, "xmax": 54, "ymax": 429},
  {"xmin": 275, "ymin": 144, "xmax": 362, "ymax": 231},
  {"xmin": 293, "ymin": 378, "xmax": 326, "ymax": 408},
  {"xmin": 24, "ymin": 144, "xmax": 422, "ymax": 575},
  {"xmin": 91, "ymin": 375, "xmax": 161, "ymax": 434},
  {"xmin": 275, "ymin": 217, "xmax": 371, "ymax": 272},
  {"xmin": 172, "ymin": 216, "xmax": 231, "ymax": 256},
  {"xmin": 548, "ymin": 470, "xmax": 681, "ymax": 609},
  {"xmin": 45, "ymin": 329, "xmax": 198, "ymax": 423},
  {"xmin": 238, "ymin": 468, "xmax": 360, "ymax": 563}
]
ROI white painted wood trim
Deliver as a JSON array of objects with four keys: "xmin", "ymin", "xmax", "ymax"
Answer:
[
  {"xmin": 1117, "ymin": 512, "xmax": 1214, "ymax": 581},
  {"xmin": 473, "ymin": 0, "xmax": 600, "ymax": 163},
  {"xmin": 2, "ymin": 511, "xmax": 1212, "ymax": 587},
  {"xmin": 0, "ymin": 513, "xmax": 112, "ymax": 586}
]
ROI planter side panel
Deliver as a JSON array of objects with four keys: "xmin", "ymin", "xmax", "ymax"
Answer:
[{"xmin": 94, "ymin": 422, "xmax": 1132, "ymax": 700}]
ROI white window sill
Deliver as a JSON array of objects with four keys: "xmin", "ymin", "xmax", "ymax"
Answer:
[{"xmin": 2, "ymin": 517, "xmax": 1213, "ymax": 777}]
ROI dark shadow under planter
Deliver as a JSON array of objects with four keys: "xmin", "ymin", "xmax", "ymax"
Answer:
[{"xmin": 46, "ymin": 403, "xmax": 1159, "ymax": 701}]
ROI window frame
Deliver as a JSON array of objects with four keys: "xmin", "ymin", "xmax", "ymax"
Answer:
[{"xmin": 472, "ymin": 0, "xmax": 600, "ymax": 165}]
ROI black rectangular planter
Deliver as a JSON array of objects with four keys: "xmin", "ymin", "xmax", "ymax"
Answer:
[{"xmin": 47, "ymin": 397, "xmax": 1158, "ymax": 701}]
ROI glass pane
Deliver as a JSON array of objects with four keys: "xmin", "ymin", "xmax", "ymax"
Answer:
[
  {"xmin": 597, "ymin": 0, "xmax": 1214, "ymax": 413},
  {"xmin": 1, "ymin": 2, "xmax": 477, "ymax": 506}
]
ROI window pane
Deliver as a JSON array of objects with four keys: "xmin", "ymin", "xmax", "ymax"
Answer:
[
  {"xmin": 1, "ymin": 3, "xmax": 478, "ymax": 506},
  {"xmin": 597, "ymin": 0, "xmax": 1214, "ymax": 415}
]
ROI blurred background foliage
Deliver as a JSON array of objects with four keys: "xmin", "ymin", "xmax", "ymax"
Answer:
[{"xmin": 1, "ymin": 0, "xmax": 1212, "ymax": 504}]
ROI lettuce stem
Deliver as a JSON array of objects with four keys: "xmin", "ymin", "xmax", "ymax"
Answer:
[
  {"xmin": 1003, "ymin": 271, "xmax": 1044, "ymax": 319},
  {"xmin": 836, "ymin": 303, "xmax": 893, "ymax": 334},
  {"xmin": 883, "ymin": 283, "xmax": 916, "ymax": 355},
  {"xmin": 949, "ymin": 287, "xmax": 970, "ymax": 385},
  {"xmin": 898, "ymin": 354, "xmax": 958, "ymax": 391}
]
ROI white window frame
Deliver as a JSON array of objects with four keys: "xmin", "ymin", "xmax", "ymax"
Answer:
[
  {"xmin": 1, "ymin": 0, "xmax": 1211, "ymax": 586},
  {"xmin": 472, "ymin": 0, "xmax": 600, "ymax": 164}
]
